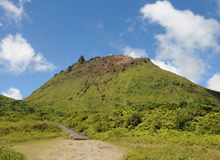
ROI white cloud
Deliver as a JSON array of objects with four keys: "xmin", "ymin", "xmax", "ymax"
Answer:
[
  {"xmin": 123, "ymin": 46, "xmax": 148, "ymax": 58},
  {"xmin": 151, "ymin": 59, "xmax": 179, "ymax": 74},
  {"xmin": 140, "ymin": 1, "xmax": 220, "ymax": 82},
  {"xmin": 0, "ymin": 0, "xmax": 31, "ymax": 24},
  {"xmin": 33, "ymin": 53, "xmax": 56, "ymax": 72},
  {"xmin": 2, "ymin": 87, "xmax": 22, "ymax": 100},
  {"xmin": 0, "ymin": 33, "xmax": 56, "ymax": 74},
  {"xmin": 207, "ymin": 73, "xmax": 220, "ymax": 92}
]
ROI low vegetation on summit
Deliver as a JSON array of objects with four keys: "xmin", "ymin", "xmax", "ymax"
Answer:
[{"xmin": 1, "ymin": 55, "xmax": 220, "ymax": 159}]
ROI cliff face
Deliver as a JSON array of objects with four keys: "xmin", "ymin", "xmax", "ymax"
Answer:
[{"xmin": 25, "ymin": 55, "xmax": 220, "ymax": 112}]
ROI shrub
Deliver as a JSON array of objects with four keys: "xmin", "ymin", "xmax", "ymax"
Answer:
[{"xmin": 0, "ymin": 147, "xmax": 24, "ymax": 160}]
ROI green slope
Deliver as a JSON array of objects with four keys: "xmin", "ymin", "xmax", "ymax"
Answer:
[
  {"xmin": 0, "ymin": 95, "xmax": 14, "ymax": 103},
  {"xmin": 25, "ymin": 55, "xmax": 220, "ymax": 112}
]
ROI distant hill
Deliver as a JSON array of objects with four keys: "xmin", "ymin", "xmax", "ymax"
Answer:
[{"xmin": 25, "ymin": 55, "xmax": 220, "ymax": 112}]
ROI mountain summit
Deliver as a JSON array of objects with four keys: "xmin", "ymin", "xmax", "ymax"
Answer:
[
  {"xmin": 77, "ymin": 55, "xmax": 86, "ymax": 64},
  {"xmin": 25, "ymin": 55, "xmax": 220, "ymax": 112},
  {"xmin": 70, "ymin": 54, "xmax": 150, "ymax": 75}
]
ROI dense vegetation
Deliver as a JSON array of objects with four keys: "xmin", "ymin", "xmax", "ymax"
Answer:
[
  {"xmin": 2, "ymin": 95, "xmax": 220, "ymax": 159},
  {"xmin": 0, "ymin": 147, "xmax": 24, "ymax": 160},
  {"xmin": 55, "ymin": 100, "xmax": 220, "ymax": 159},
  {"xmin": 2, "ymin": 55, "xmax": 220, "ymax": 159},
  {"xmin": 59, "ymin": 100, "xmax": 220, "ymax": 137},
  {"xmin": 0, "ymin": 95, "xmax": 68, "ymax": 160}
]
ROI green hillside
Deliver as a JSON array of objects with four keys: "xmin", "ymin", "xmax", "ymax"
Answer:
[
  {"xmin": 0, "ymin": 95, "xmax": 68, "ymax": 160},
  {"xmin": 0, "ymin": 95, "xmax": 14, "ymax": 103},
  {"xmin": 25, "ymin": 55, "xmax": 220, "ymax": 112},
  {"xmin": 2, "ymin": 55, "xmax": 220, "ymax": 159}
]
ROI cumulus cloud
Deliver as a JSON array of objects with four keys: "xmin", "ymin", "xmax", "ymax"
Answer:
[
  {"xmin": 123, "ymin": 46, "xmax": 148, "ymax": 58},
  {"xmin": 0, "ymin": 0, "xmax": 31, "ymax": 24},
  {"xmin": 2, "ymin": 87, "xmax": 22, "ymax": 100},
  {"xmin": 207, "ymin": 73, "xmax": 220, "ymax": 92},
  {"xmin": 0, "ymin": 33, "xmax": 56, "ymax": 74},
  {"xmin": 33, "ymin": 53, "xmax": 55, "ymax": 72},
  {"xmin": 140, "ymin": 1, "xmax": 220, "ymax": 82},
  {"xmin": 151, "ymin": 59, "xmax": 179, "ymax": 74}
]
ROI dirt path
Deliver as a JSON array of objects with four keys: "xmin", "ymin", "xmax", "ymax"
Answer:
[
  {"xmin": 10, "ymin": 138, "xmax": 128, "ymax": 160},
  {"xmin": 52, "ymin": 122, "xmax": 89, "ymax": 140}
]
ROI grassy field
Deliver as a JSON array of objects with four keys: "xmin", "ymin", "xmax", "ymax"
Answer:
[
  {"xmin": 122, "ymin": 145, "xmax": 220, "ymax": 160},
  {"xmin": 0, "ymin": 96, "xmax": 70, "ymax": 160},
  {"xmin": 0, "ymin": 120, "xmax": 69, "ymax": 160},
  {"xmin": 0, "ymin": 147, "xmax": 24, "ymax": 160},
  {"xmin": 0, "ymin": 120, "xmax": 68, "ymax": 144}
]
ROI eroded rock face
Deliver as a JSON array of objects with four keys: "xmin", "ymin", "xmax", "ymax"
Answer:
[
  {"xmin": 76, "ymin": 54, "xmax": 150, "ymax": 75},
  {"xmin": 67, "ymin": 55, "xmax": 150, "ymax": 76}
]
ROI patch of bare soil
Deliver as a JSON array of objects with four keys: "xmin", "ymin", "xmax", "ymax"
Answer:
[{"xmin": 10, "ymin": 138, "xmax": 128, "ymax": 160}]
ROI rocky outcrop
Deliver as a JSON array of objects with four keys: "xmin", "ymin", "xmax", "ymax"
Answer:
[{"xmin": 77, "ymin": 55, "xmax": 86, "ymax": 64}]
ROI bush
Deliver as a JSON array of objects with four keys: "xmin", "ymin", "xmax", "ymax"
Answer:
[{"xmin": 0, "ymin": 147, "xmax": 24, "ymax": 160}]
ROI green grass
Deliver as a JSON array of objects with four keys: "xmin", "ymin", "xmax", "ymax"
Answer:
[
  {"xmin": 2, "ymin": 55, "xmax": 220, "ymax": 159},
  {"xmin": 0, "ymin": 119, "xmax": 69, "ymax": 159},
  {"xmin": 55, "ymin": 100, "xmax": 220, "ymax": 159},
  {"xmin": 24, "ymin": 56, "xmax": 220, "ymax": 113},
  {"xmin": 0, "ymin": 120, "xmax": 68, "ymax": 144},
  {"xmin": 122, "ymin": 146, "xmax": 220, "ymax": 160},
  {"xmin": 1, "ymin": 100, "xmax": 220, "ymax": 160},
  {"xmin": 0, "ymin": 147, "xmax": 24, "ymax": 160},
  {"xmin": 0, "ymin": 95, "xmax": 14, "ymax": 104}
]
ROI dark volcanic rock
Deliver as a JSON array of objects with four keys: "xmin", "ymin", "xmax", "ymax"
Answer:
[{"xmin": 78, "ymin": 55, "xmax": 86, "ymax": 64}]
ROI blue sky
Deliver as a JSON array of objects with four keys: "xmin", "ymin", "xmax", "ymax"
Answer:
[{"xmin": 0, "ymin": 0, "xmax": 220, "ymax": 99}]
